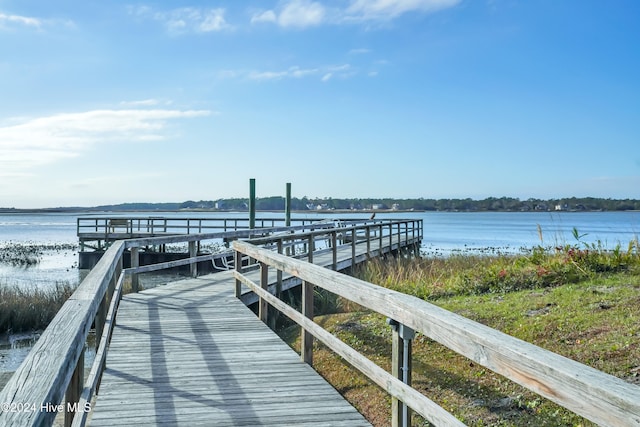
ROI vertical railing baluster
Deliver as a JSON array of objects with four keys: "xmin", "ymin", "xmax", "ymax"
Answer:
[
  {"xmin": 189, "ymin": 241, "xmax": 197, "ymax": 277},
  {"xmin": 64, "ymin": 351, "xmax": 84, "ymax": 427},
  {"xmin": 332, "ymin": 231, "xmax": 337, "ymax": 270},
  {"xmin": 131, "ymin": 247, "xmax": 140, "ymax": 292},
  {"xmin": 351, "ymin": 228, "xmax": 356, "ymax": 265},
  {"xmin": 259, "ymin": 262, "xmax": 269, "ymax": 323},
  {"xmin": 308, "ymin": 235, "xmax": 314, "ymax": 263},
  {"xmin": 234, "ymin": 249, "xmax": 242, "ymax": 298}
]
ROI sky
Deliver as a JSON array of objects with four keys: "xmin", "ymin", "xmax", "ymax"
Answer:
[{"xmin": 1, "ymin": 0, "xmax": 639, "ymax": 208}]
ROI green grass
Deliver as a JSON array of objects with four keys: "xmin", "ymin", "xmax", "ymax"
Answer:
[{"xmin": 281, "ymin": 242, "xmax": 640, "ymax": 426}]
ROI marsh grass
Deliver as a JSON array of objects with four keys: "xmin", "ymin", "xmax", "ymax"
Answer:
[
  {"xmin": 281, "ymin": 241, "xmax": 640, "ymax": 426},
  {"xmin": 0, "ymin": 282, "xmax": 76, "ymax": 333}
]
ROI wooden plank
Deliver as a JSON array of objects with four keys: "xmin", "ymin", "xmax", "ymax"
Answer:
[{"xmin": 89, "ymin": 271, "xmax": 371, "ymax": 426}]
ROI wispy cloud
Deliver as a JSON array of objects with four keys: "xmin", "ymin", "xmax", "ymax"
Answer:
[
  {"xmin": 250, "ymin": 0, "xmax": 459, "ymax": 29},
  {"xmin": 0, "ymin": 108, "xmax": 210, "ymax": 177},
  {"xmin": 120, "ymin": 99, "xmax": 173, "ymax": 107},
  {"xmin": 345, "ymin": 0, "xmax": 461, "ymax": 21},
  {"xmin": 251, "ymin": 0, "xmax": 326, "ymax": 29},
  {"xmin": 248, "ymin": 66, "xmax": 319, "ymax": 81},
  {"xmin": 0, "ymin": 11, "xmax": 42, "ymax": 29},
  {"xmin": 228, "ymin": 64, "xmax": 353, "ymax": 82},
  {"xmin": 128, "ymin": 6, "xmax": 231, "ymax": 34},
  {"xmin": 250, "ymin": 10, "xmax": 277, "ymax": 25}
]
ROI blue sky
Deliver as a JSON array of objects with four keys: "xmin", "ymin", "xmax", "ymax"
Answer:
[{"xmin": 1, "ymin": 0, "xmax": 639, "ymax": 208}]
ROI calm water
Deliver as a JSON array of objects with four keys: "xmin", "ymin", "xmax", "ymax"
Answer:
[
  {"xmin": 1, "ymin": 210, "xmax": 639, "ymax": 288},
  {"xmin": 0, "ymin": 210, "xmax": 639, "ymax": 374}
]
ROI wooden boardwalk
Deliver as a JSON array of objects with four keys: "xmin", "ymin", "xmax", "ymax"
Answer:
[{"xmin": 89, "ymin": 272, "xmax": 372, "ymax": 426}]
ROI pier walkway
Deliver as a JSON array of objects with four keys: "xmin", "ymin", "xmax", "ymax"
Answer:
[
  {"xmin": 89, "ymin": 220, "xmax": 421, "ymax": 425},
  {"xmin": 90, "ymin": 272, "xmax": 371, "ymax": 426}
]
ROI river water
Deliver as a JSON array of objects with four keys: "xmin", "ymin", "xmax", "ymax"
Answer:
[
  {"xmin": 1, "ymin": 210, "xmax": 639, "ymax": 289},
  {"xmin": 1, "ymin": 210, "xmax": 639, "ymax": 374}
]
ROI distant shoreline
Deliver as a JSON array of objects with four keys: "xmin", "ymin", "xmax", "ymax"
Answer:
[{"xmin": 1, "ymin": 208, "xmax": 638, "ymax": 214}]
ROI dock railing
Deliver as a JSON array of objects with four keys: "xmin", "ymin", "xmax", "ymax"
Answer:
[
  {"xmin": 232, "ymin": 239, "xmax": 640, "ymax": 427},
  {"xmin": 0, "ymin": 218, "xmax": 418, "ymax": 427},
  {"xmin": 77, "ymin": 216, "xmax": 328, "ymax": 237}
]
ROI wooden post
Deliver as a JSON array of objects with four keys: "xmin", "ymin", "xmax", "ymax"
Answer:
[
  {"xmin": 332, "ymin": 231, "xmax": 337, "ymax": 270},
  {"xmin": 64, "ymin": 351, "xmax": 84, "ymax": 427},
  {"xmin": 249, "ymin": 178, "xmax": 256, "ymax": 229},
  {"xmin": 269, "ymin": 240, "xmax": 284, "ymax": 330},
  {"xmin": 301, "ymin": 280, "xmax": 314, "ymax": 365},
  {"xmin": 391, "ymin": 320, "xmax": 414, "ymax": 427},
  {"xmin": 307, "ymin": 235, "xmax": 314, "ymax": 263},
  {"xmin": 285, "ymin": 182, "xmax": 291, "ymax": 227},
  {"xmin": 366, "ymin": 226, "xmax": 371, "ymax": 259},
  {"xmin": 234, "ymin": 249, "xmax": 242, "ymax": 298},
  {"xmin": 259, "ymin": 262, "xmax": 269, "ymax": 323},
  {"xmin": 405, "ymin": 222, "xmax": 409, "ymax": 248},
  {"xmin": 95, "ymin": 294, "xmax": 106, "ymax": 349},
  {"xmin": 392, "ymin": 326, "xmax": 402, "ymax": 427},
  {"xmin": 131, "ymin": 247, "xmax": 139, "ymax": 292},
  {"xmin": 389, "ymin": 223, "xmax": 393, "ymax": 254},
  {"xmin": 189, "ymin": 241, "xmax": 197, "ymax": 277},
  {"xmin": 351, "ymin": 228, "xmax": 356, "ymax": 265},
  {"xmin": 276, "ymin": 240, "xmax": 283, "ymax": 299}
]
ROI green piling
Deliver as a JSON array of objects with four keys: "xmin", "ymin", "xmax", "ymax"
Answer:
[
  {"xmin": 249, "ymin": 178, "xmax": 256, "ymax": 229},
  {"xmin": 285, "ymin": 182, "xmax": 291, "ymax": 227}
]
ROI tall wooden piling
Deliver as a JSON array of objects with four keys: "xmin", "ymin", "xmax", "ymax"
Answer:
[{"xmin": 249, "ymin": 178, "xmax": 256, "ymax": 229}]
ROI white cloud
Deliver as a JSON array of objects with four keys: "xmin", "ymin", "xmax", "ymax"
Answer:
[
  {"xmin": 346, "ymin": 0, "xmax": 461, "ymax": 20},
  {"xmin": 250, "ymin": 0, "xmax": 459, "ymax": 28},
  {"xmin": 349, "ymin": 48, "xmax": 371, "ymax": 55},
  {"xmin": 279, "ymin": 0, "xmax": 325, "ymax": 28},
  {"xmin": 249, "ymin": 66, "xmax": 320, "ymax": 81},
  {"xmin": 251, "ymin": 0, "xmax": 326, "ymax": 29},
  {"xmin": 120, "ymin": 99, "xmax": 170, "ymax": 107},
  {"xmin": 0, "ymin": 12, "xmax": 41, "ymax": 28},
  {"xmin": 129, "ymin": 6, "xmax": 231, "ymax": 33},
  {"xmin": 229, "ymin": 63, "xmax": 353, "ymax": 82},
  {"xmin": 0, "ymin": 108, "xmax": 210, "ymax": 176},
  {"xmin": 250, "ymin": 10, "xmax": 277, "ymax": 24}
]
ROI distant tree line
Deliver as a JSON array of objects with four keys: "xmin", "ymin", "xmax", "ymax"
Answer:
[
  {"xmin": 175, "ymin": 196, "xmax": 640, "ymax": 212},
  {"xmin": 5, "ymin": 196, "xmax": 637, "ymax": 213}
]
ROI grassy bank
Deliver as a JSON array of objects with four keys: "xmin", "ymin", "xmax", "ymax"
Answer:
[{"xmin": 282, "ymin": 241, "xmax": 640, "ymax": 426}]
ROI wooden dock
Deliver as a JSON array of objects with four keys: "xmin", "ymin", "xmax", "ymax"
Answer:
[
  {"xmin": 7, "ymin": 216, "xmax": 637, "ymax": 427},
  {"xmin": 90, "ymin": 272, "xmax": 371, "ymax": 426},
  {"xmin": 85, "ymin": 220, "xmax": 418, "ymax": 426}
]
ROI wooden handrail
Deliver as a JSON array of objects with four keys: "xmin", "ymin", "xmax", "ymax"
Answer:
[
  {"xmin": 76, "ymin": 216, "xmax": 328, "ymax": 235},
  {"xmin": 0, "ymin": 241, "xmax": 125, "ymax": 426},
  {"xmin": 232, "ymin": 239, "xmax": 640, "ymax": 427}
]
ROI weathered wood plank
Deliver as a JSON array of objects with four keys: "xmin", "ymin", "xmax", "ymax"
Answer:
[{"xmin": 89, "ymin": 271, "xmax": 371, "ymax": 426}]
